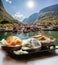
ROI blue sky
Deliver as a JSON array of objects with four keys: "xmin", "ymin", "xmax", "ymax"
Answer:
[{"xmin": 2, "ymin": 0, "xmax": 58, "ymax": 21}]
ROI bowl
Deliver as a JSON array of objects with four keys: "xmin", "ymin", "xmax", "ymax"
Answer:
[{"xmin": 1, "ymin": 45, "xmax": 21, "ymax": 52}]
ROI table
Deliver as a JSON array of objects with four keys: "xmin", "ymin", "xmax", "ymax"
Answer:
[{"xmin": 0, "ymin": 47, "xmax": 58, "ymax": 65}]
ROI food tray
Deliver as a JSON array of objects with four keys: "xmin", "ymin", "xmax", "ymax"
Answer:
[{"xmin": 6, "ymin": 45, "xmax": 55, "ymax": 59}]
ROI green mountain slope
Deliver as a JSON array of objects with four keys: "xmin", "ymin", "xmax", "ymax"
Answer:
[
  {"xmin": 0, "ymin": 0, "xmax": 21, "ymax": 24},
  {"xmin": 35, "ymin": 4, "xmax": 58, "ymax": 25}
]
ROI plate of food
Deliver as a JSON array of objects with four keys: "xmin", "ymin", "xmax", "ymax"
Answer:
[
  {"xmin": 33, "ymin": 34, "xmax": 56, "ymax": 46},
  {"xmin": 22, "ymin": 38, "xmax": 41, "ymax": 51},
  {"xmin": 0, "ymin": 34, "xmax": 56, "ymax": 58},
  {"xmin": 1, "ymin": 36, "xmax": 22, "ymax": 51}
]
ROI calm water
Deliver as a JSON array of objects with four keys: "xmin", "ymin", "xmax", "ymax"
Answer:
[{"xmin": 0, "ymin": 31, "xmax": 58, "ymax": 45}]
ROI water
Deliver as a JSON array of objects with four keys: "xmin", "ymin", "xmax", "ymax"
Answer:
[{"xmin": 0, "ymin": 31, "xmax": 58, "ymax": 45}]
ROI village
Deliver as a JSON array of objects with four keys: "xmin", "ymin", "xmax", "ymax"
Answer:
[{"xmin": 0, "ymin": 23, "xmax": 58, "ymax": 33}]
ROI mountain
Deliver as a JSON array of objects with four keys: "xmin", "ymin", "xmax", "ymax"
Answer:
[
  {"xmin": 39, "ymin": 4, "xmax": 58, "ymax": 13},
  {"xmin": 23, "ymin": 18, "xmax": 28, "ymax": 23},
  {"xmin": 0, "ymin": 0, "xmax": 21, "ymax": 24},
  {"xmin": 35, "ymin": 4, "xmax": 58, "ymax": 25},
  {"xmin": 23, "ymin": 13, "xmax": 39, "ymax": 24}
]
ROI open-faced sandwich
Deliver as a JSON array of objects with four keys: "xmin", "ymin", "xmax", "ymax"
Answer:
[
  {"xmin": 33, "ymin": 34, "xmax": 56, "ymax": 46},
  {"xmin": 22, "ymin": 38, "xmax": 41, "ymax": 51},
  {"xmin": 1, "ymin": 36, "xmax": 22, "ymax": 51}
]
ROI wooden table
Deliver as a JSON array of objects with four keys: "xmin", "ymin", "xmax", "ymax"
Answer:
[{"xmin": 0, "ymin": 47, "xmax": 58, "ymax": 65}]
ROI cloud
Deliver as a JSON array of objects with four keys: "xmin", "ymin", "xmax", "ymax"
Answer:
[
  {"xmin": 12, "ymin": 12, "xmax": 25, "ymax": 21},
  {"xmin": 6, "ymin": 0, "xmax": 12, "ymax": 4}
]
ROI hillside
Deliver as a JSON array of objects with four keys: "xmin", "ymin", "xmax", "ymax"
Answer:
[
  {"xmin": 36, "ymin": 4, "xmax": 58, "ymax": 25},
  {"xmin": 39, "ymin": 4, "xmax": 58, "ymax": 13},
  {"xmin": 23, "ymin": 13, "xmax": 39, "ymax": 24},
  {"xmin": 0, "ymin": 0, "xmax": 21, "ymax": 24}
]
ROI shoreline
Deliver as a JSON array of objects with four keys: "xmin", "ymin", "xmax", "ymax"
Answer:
[{"xmin": 0, "ymin": 29, "xmax": 58, "ymax": 33}]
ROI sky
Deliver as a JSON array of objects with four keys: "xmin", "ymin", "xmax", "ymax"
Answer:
[{"xmin": 2, "ymin": 0, "xmax": 58, "ymax": 21}]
